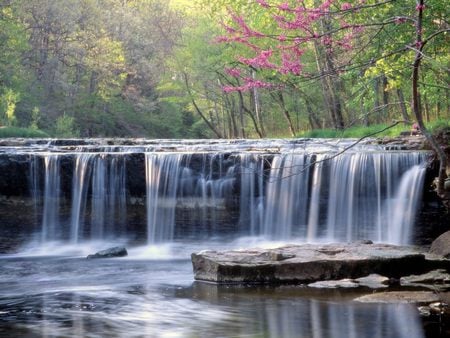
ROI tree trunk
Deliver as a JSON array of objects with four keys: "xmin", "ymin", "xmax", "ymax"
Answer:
[
  {"xmin": 382, "ymin": 75, "xmax": 389, "ymax": 120},
  {"xmin": 412, "ymin": 0, "xmax": 447, "ymax": 197},
  {"xmin": 396, "ymin": 88, "xmax": 410, "ymax": 122},
  {"xmin": 238, "ymin": 90, "xmax": 262, "ymax": 138},
  {"xmin": 251, "ymin": 71, "xmax": 265, "ymax": 137},
  {"xmin": 312, "ymin": 41, "xmax": 337, "ymax": 129},
  {"xmin": 374, "ymin": 77, "xmax": 381, "ymax": 124},
  {"xmin": 273, "ymin": 91, "xmax": 296, "ymax": 137},
  {"xmin": 182, "ymin": 72, "xmax": 222, "ymax": 138},
  {"xmin": 305, "ymin": 100, "xmax": 321, "ymax": 130}
]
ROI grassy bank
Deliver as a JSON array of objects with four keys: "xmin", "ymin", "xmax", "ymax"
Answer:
[
  {"xmin": 297, "ymin": 120, "xmax": 450, "ymax": 139},
  {"xmin": 0, "ymin": 127, "xmax": 50, "ymax": 138}
]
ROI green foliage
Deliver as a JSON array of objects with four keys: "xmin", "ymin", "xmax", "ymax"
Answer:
[
  {"xmin": 0, "ymin": 88, "xmax": 19, "ymax": 126},
  {"xmin": 430, "ymin": 119, "xmax": 450, "ymax": 135},
  {"xmin": 0, "ymin": 0, "xmax": 447, "ymax": 139},
  {"xmin": 53, "ymin": 115, "xmax": 80, "ymax": 138},
  {"xmin": 0, "ymin": 126, "xmax": 49, "ymax": 138},
  {"xmin": 29, "ymin": 107, "xmax": 41, "ymax": 130},
  {"xmin": 298, "ymin": 120, "xmax": 450, "ymax": 139},
  {"xmin": 297, "ymin": 124, "xmax": 406, "ymax": 139}
]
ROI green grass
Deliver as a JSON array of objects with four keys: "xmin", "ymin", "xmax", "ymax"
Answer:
[
  {"xmin": 297, "ymin": 120, "xmax": 450, "ymax": 139},
  {"xmin": 0, "ymin": 126, "xmax": 50, "ymax": 138}
]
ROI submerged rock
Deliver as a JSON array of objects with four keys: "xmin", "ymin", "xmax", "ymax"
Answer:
[
  {"xmin": 430, "ymin": 231, "xmax": 450, "ymax": 258},
  {"xmin": 307, "ymin": 274, "xmax": 390, "ymax": 289},
  {"xmin": 354, "ymin": 291, "xmax": 439, "ymax": 304},
  {"xmin": 191, "ymin": 243, "xmax": 442, "ymax": 284},
  {"xmin": 308, "ymin": 279, "xmax": 359, "ymax": 289},
  {"xmin": 400, "ymin": 269, "xmax": 450, "ymax": 291},
  {"xmin": 87, "ymin": 246, "xmax": 128, "ymax": 259},
  {"xmin": 355, "ymin": 274, "xmax": 390, "ymax": 289}
]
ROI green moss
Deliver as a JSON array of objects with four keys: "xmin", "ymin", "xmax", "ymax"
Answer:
[{"xmin": 0, "ymin": 126, "xmax": 49, "ymax": 138}]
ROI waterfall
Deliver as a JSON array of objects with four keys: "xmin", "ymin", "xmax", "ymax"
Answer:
[
  {"xmin": 386, "ymin": 165, "xmax": 426, "ymax": 245},
  {"xmin": 34, "ymin": 153, "xmax": 128, "ymax": 243},
  {"xmin": 27, "ymin": 141, "xmax": 427, "ymax": 246},
  {"xmin": 41, "ymin": 155, "xmax": 61, "ymax": 242},
  {"xmin": 261, "ymin": 152, "xmax": 425, "ymax": 243},
  {"xmin": 146, "ymin": 153, "xmax": 183, "ymax": 243},
  {"xmin": 239, "ymin": 154, "xmax": 265, "ymax": 236},
  {"xmin": 71, "ymin": 153, "xmax": 127, "ymax": 243},
  {"xmin": 263, "ymin": 154, "xmax": 312, "ymax": 239},
  {"xmin": 91, "ymin": 155, "xmax": 127, "ymax": 240},
  {"xmin": 70, "ymin": 154, "xmax": 93, "ymax": 243}
]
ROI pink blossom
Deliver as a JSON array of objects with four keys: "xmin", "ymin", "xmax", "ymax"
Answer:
[
  {"xmin": 308, "ymin": 10, "xmax": 322, "ymax": 21},
  {"xmin": 215, "ymin": 36, "xmax": 231, "ymax": 43},
  {"xmin": 352, "ymin": 25, "xmax": 364, "ymax": 34},
  {"xmin": 225, "ymin": 67, "xmax": 241, "ymax": 78},
  {"xmin": 222, "ymin": 86, "xmax": 237, "ymax": 93},
  {"xmin": 278, "ymin": 2, "xmax": 290, "ymax": 11},
  {"xmin": 321, "ymin": 36, "xmax": 332, "ymax": 46},
  {"xmin": 278, "ymin": 34, "xmax": 287, "ymax": 42},
  {"xmin": 255, "ymin": 0, "xmax": 269, "ymax": 8},
  {"xmin": 394, "ymin": 17, "xmax": 407, "ymax": 24},
  {"xmin": 415, "ymin": 4, "xmax": 425, "ymax": 10},
  {"xmin": 280, "ymin": 52, "xmax": 302, "ymax": 75},
  {"xmin": 238, "ymin": 50, "xmax": 277, "ymax": 69},
  {"xmin": 223, "ymin": 25, "xmax": 237, "ymax": 34},
  {"xmin": 340, "ymin": 20, "xmax": 350, "ymax": 29},
  {"xmin": 319, "ymin": 0, "xmax": 334, "ymax": 12},
  {"xmin": 230, "ymin": 12, "xmax": 265, "ymax": 38},
  {"xmin": 243, "ymin": 77, "xmax": 274, "ymax": 89},
  {"xmin": 341, "ymin": 2, "xmax": 352, "ymax": 10}
]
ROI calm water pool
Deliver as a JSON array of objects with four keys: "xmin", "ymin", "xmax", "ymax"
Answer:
[{"xmin": 0, "ymin": 240, "xmax": 433, "ymax": 338}]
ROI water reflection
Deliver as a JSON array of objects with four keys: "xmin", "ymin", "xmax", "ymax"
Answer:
[
  {"xmin": 184, "ymin": 283, "xmax": 426, "ymax": 338},
  {"xmin": 0, "ymin": 253, "xmax": 429, "ymax": 338}
]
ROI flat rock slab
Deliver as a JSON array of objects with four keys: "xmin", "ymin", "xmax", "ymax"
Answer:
[
  {"xmin": 191, "ymin": 243, "xmax": 443, "ymax": 284},
  {"xmin": 354, "ymin": 291, "xmax": 439, "ymax": 304}
]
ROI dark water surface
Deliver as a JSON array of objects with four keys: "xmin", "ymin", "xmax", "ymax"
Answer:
[{"xmin": 0, "ymin": 240, "xmax": 432, "ymax": 338}]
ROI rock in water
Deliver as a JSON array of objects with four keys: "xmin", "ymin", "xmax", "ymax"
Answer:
[
  {"xmin": 354, "ymin": 291, "xmax": 439, "ymax": 304},
  {"xmin": 400, "ymin": 269, "xmax": 450, "ymax": 291},
  {"xmin": 191, "ymin": 243, "xmax": 445, "ymax": 284},
  {"xmin": 87, "ymin": 246, "xmax": 128, "ymax": 259},
  {"xmin": 430, "ymin": 231, "xmax": 450, "ymax": 258}
]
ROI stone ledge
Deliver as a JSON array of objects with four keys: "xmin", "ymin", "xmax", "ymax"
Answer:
[{"xmin": 191, "ymin": 243, "xmax": 449, "ymax": 284}]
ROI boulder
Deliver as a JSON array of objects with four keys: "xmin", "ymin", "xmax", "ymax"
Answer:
[
  {"xmin": 430, "ymin": 231, "xmax": 450, "ymax": 258},
  {"xmin": 87, "ymin": 246, "xmax": 128, "ymax": 259},
  {"xmin": 191, "ymin": 243, "xmax": 442, "ymax": 284}
]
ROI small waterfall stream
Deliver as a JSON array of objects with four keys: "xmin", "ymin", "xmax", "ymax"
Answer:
[
  {"xmin": 20, "ymin": 140, "xmax": 427, "ymax": 245},
  {"xmin": 41, "ymin": 155, "xmax": 61, "ymax": 242}
]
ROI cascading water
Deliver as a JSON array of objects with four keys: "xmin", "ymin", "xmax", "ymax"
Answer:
[
  {"xmin": 146, "ymin": 153, "xmax": 183, "ymax": 243},
  {"xmin": 262, "ymin": 154, "xmax": 312, "ymax": 239},
  {"xmin": 386, "ymin": 165, "xmax": 426, "ymax": 245},
  {"xmin": 23, "ymin": 140, "xmax": 428, "ymax": 246},
  {"xmin": 29, "ymin": 152, "xmax": 128, "ymax": 243},
  {"xmin": 70, "ymin": 154, "xmax": 93, "ymax": 243},
  {"xmin": 41, "ymin": 155, "xmax": 61, "ymax": 242}
]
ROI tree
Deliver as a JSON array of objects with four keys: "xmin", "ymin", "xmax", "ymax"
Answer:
[
  {"xmin": 215, "ymin": 0, "xmax": 447, "ymax": 128},
  {"xmin": 216, "ymin": 0, "xmax": 448, "ymax": 191}
]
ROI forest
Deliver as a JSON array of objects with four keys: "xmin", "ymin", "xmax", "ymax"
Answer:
[{"xmin": 0, "ymin": 0, "xmax": 448, "ymax": 138}]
